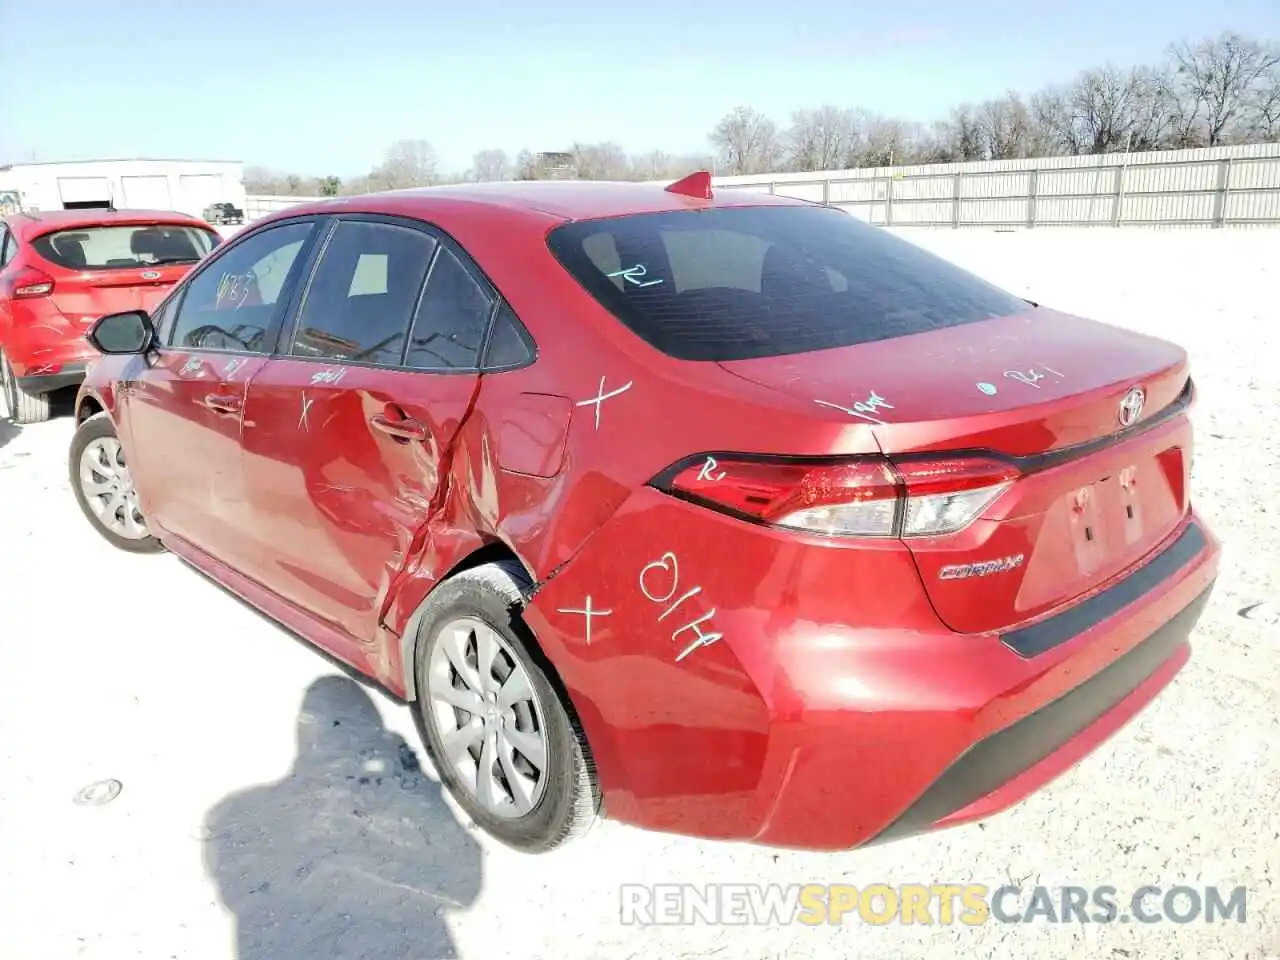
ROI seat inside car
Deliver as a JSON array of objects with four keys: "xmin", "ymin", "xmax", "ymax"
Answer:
[
  {"xmin": 51, "ymin": 234, "xmax": 88, "ymax": 268},
  {"xmin": 130, "ymin": 227, "xmax": 199, "ymax": 264}
]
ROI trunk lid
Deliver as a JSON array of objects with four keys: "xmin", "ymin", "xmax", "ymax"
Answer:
[
  {"xmin": 51, "ymin": 263, "xmax": 190, "ymax": 327},
  {"xmin": 719, "ymin": 307, "xmax": 1195, "ymax": 635}
]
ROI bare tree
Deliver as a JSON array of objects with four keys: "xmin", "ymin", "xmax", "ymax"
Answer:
[
  {"xmin": 1126, "ymin": 67, "xmax": 1179, "ymax": 151},
  {"xmin": 513, "ymin": 149, "xmax": 538, "ymax": 180},
  {"xmin": 786, "ymin": 106, "xmax": 858, "ymax": 171},
  {"xmin": 243, "ymin": 165, "xmax": 321, "ymax": 195},
  {"xmin": 471, "ymin": 148, "xmax": 511, "ymax": 182},
  {"xmin": 850, "ymin": 112, "xmax": 921, "ymax": 167},
  {"xmin": 371, "ymin": 139, "xmax": 438, "ymax": 190},
  {"xmin": 1248, "ymin": 68, "xmax": 1280, "ymax": 139},
  {"xmin": 976, "ymin": 92, "xmax": 1038, "ymax": 159},
  {"xmin": 1067, "ymin": 65, "xmax": 1163, "ymax": 153},
  {"xmin": 1168, "ymin": 32, "xmax": 1280, "ymax": 145},
  {"xmin": 570, "ymin": 141, "xmax": 631, "ymax": 180},
  {"xmin": 710, "ymin": 106, "xmax": 780, "ymax": 174},
  {"xmin": 924, "ymin": 105, "xmax": 984, "ymax": 162},
  {"xmin": 632, "ymin": 150, "xmax": 678, "ymax": 180},
  {"xmin": 1028, "ymin": 86, "xmax": 1081, "ymax": 154}
]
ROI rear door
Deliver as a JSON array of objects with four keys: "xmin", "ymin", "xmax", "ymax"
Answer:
[
  {"xmin": 239, "ymin": 215, "xmax": 490, "ymax": 644},
  {"xmin": 125, "ymin": 218, "xmax": 320, "ymax": 570}
]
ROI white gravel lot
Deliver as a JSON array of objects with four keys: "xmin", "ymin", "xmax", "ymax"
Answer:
[{"xmin": 1, "ymin": 227, "xmax": 1277, "ymax": 960}]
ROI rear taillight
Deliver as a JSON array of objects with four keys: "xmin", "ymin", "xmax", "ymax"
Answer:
[
  {"xmin": 658, "ymin": 455, "xmax": 1016, "ymax": 539},
  {"xmin": 895, "ymin": 457, "xmax": 1018, "ymax": 537},
  {"xmin": 2, "ymin": 266, "xmax": 55, "ymax": 299}
]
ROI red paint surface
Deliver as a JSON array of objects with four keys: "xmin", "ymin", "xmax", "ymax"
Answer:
[{"xmin": 76, "ymin": 183, "xmax": 1221, "ymax": 849}]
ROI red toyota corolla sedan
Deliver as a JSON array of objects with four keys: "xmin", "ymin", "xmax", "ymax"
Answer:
[
  {"xmin": 0, "ymin": 209, "xmax": 220, "ymax": 422},
  {"xmin": 69, "ymin": 174, "xmax": 1220, "ymax": 853}
]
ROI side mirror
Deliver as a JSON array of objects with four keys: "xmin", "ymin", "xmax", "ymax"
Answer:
[{"xmin": 87, "ymin": 310, "xmax": 156, "ymax": 355}]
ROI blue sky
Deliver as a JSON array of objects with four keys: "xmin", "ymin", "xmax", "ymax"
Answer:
[{"xmin": 2, "ymin": 0, "xmax": 1275, "ymax": 176}]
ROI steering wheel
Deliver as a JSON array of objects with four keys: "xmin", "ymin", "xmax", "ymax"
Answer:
[{"xmin": 183, "ymin": 324, "xmax": 253, "ymax": 352}]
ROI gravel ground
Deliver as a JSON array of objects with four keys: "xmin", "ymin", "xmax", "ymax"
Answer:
[{"xmin": 1, "ymin": 227, "xmax": 1277, "ymax": 960}]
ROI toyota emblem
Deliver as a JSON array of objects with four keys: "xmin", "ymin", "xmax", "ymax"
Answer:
[
  {"xmin": 1118, "ymin": 387, "xmax": 1145, "ymax": 427},
  {"xmin": 140, "ymin": 270, "xmax": 161, "ymax": 280}
]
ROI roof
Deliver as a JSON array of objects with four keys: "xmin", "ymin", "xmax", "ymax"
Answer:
[
  {"xmin": 271, "ymin": 178, "xmax": 810, "ymax": 225},
  {"xmin": 5, "ymin": 208, "xmax": 210, "ymax": 237}
]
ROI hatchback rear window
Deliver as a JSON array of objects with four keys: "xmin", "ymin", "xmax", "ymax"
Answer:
[
  {"xmin": 32, "ymin": 224, "xmax": 219, "ymax": 271},
  {"xmin": 545, "ymin": 205, "xmax": 1030, "ymax": 361}
]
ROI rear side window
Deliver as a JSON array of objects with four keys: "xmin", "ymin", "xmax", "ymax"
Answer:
[
  {"xmin": 289, "ymin": 220, "xmax": 437, "ymax": 366},
  {"xmin": 546, "ymin": 206, "xmax": 1029, "ymax": 362},
  {"xmin": 403, "ymin": 245, "xmax": 494, "ymax": 370},
  {"xmin": 32, "ymin": 224, "xmax": 219, "ymax": 271}
]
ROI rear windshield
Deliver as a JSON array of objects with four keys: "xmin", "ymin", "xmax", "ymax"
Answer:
[
  {"xmin": 545, "ymin": 205, "xmax": 1030, "ymax": 361},
  {"xmin": 32, "ymin": 224, "xmax": 219, "ymax": 271}
]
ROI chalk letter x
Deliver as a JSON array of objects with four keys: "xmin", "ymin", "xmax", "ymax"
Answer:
[
  {"xmin": 299, "ymin": 392, "xmax": 314, "ymax": 432},
  {"xmin": 575, "ymin": 376, "xmax": 633, "ymax": 431},
  {"xmin": 557, "ymin": 596, "xmax": 612, "ymax": 646}
]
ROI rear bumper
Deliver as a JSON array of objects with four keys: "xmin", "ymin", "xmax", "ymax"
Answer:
[
  {"xmin": 525, "ymin": 487, "xmax": 1220, "ymax": 851},
  {"xmin": 17, "ymin": 363, "xmax": 87, "ymax": 396},
  {"xmin": 865, "ymin": 577, "xmax": 1212, "ymax": 846}
]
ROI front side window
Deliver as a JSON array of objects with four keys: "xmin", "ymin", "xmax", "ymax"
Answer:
[
  {"xmin": 546, "ymin": 205, "xmax": 1029, "ymax": 362},
  {"xmin": 168, "ymin": 220, "xmax": 314, "ymax": 353},
  {"xmin": 32, "ymin": 224, "xmax": 219, "ymax": 271},
  {"xmin": 289, "ymin": 220, "xmax": 437, "ymax": 366}
]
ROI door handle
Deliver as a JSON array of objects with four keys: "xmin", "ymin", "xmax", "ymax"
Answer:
[
  {"xmin": 369, "ymin": 413, "xmax": 428, "ymax": 443},
  {"xmin": 203, "ymin": 393, "xmax": 242, "ymax": 416}
]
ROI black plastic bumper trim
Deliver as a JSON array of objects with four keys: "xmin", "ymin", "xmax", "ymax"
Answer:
[
  {"xmin": 863, "ymin": 581, "xmax": 1213, "ymax": 848},
  {"xmin": 17, "ymin": 364, "xmax": 87, "ymax": 395},
  {"xmin": 1000, "ymin": 522, "xmax": 1207, "ymax": 659}
]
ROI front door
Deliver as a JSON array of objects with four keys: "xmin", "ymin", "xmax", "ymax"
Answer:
[
  {"xmin": 125, "ymin": 218, "xmax": 319, "ymax": 571},
  {"xmin": 239, "ymin": 217, "xmax": 494, "ymax": 645}
]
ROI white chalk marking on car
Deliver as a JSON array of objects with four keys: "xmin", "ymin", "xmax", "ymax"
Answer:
[
  {"xmin": 557, "ymin": 596, "xmax": 613, "ymax": 646},
  {"xmin": 575, "ymin": 375, "xmax": 633, "ymax": 431}
]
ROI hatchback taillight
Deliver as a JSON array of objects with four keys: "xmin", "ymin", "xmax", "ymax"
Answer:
[
  {"xmin": 2, "ymin": 266, "xmax": 55, "ymax": 299},
  {"xmin": 656, "ymin": 454, "xmax": 1017, "ymax": 539}
]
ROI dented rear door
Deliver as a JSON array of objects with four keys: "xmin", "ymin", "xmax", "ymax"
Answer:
[{"xmin": 237, "ymin": 217, "xmax": 492, "ymax": 645}]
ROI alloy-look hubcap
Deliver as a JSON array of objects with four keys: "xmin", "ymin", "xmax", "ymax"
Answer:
[
  {"xmin": 426, "ymin": 616, "xmax": 549, "ymax": 819},
  {"xmin": 79, "ymin": 437, "xmax": 150, "ymax": 540}
]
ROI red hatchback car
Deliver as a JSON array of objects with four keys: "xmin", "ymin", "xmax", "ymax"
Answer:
[
  {"xmin": 69, "ymin": 175, "xmax": 1219, "ymax": 853},
  {"xmin": 0, "ymin": 209, "xmax": 219, "ymax": 422}
]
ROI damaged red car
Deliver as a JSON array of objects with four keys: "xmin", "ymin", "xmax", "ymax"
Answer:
[
  {"xmin": 1, "ymin": 209, "xmax": 219, "ymax": 422},
  {"xmin": 69, "ymin": 175, "xmax": 1219, "ymax": 853}
]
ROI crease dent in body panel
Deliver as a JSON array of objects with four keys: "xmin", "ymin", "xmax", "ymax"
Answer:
[{"xmin": 375, "ymin": 373, "xmax": 487, "ymax": 631}]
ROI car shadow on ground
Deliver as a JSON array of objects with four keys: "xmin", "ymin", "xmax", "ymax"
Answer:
[
  {"xmin": 202, "ymin": 675, "xmax": 483, "ymax": 960},
  {"xmin": 0, "ymin": 417, "xmax": 18, "ymax": 453}
]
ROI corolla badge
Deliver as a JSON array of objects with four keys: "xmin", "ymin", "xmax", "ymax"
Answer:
[
  {"xmin": 140, "ymin": 270, "xmax": 161, "ymax": 280},
  {"xmin": 1117, "ymin": 387, "xmax": 1145, "ymax": 427},
  {"xmin": 939, "ymin": 554, "xmax": 1025, "ymax": 580}
]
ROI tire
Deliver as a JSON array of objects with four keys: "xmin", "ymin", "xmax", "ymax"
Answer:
[
  {"xmin": 412, "ymin": 560, "xmax": 599, "ymax": 853},
  {"xmin": 0, "ymin": 350, "xmax": 51, "ymax": 425},
  {"xmin": 69, "ymin": 413, "xmax": 165, "ymax": 554}
]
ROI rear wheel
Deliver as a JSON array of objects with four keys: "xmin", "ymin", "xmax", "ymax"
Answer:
[
  {"xmin": 0, "ymin": 350, "xmax": 51, "ymax": 425},
  {"xmin": 412, "ymin": 561, "xmax": 599, "ymax": 853},
  {"xmin": 69, "ymin": 414, "xmax": 164, "ymax": 554}
]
